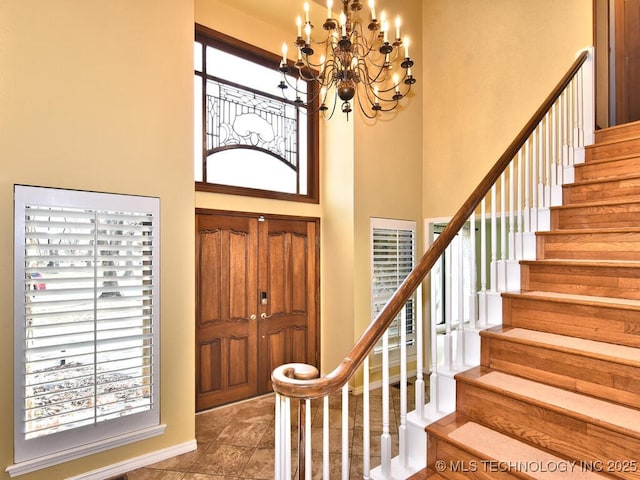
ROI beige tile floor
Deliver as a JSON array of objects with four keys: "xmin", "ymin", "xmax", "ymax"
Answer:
[{"xmin": 126, "ymin": 380, "xmax": 416, "ymax": 480}]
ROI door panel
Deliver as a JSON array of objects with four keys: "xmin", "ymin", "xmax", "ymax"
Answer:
[
  {"xmin": 615, "ymin": 0, "xmax": 640, "ymax": 123},
  {"xmin": 196, "ymin": 212, "xmax": 318, "ymax": 410},
  {"xmin": 258, "ymin": 219, "xmax": 317, "ymax": 393},
  {"xmin": 196, "ymin": 214, "xmax": 258, "ymax": 411}
]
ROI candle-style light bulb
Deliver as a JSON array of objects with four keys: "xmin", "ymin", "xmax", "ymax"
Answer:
[
  {"xmin": 304, "ymin": 23, "xmax": 311, "ymax": 43},
  {"xmin": 393, "ymin": 73, "xmax": 400, "ymax": 93},
  {"xmin": 304, "ymin": 2, "xmax": 310, "ymax": 23},
  {"xmin": 327, "ymin": 0, "xmax": 333, "ymax": 19},
  {"xmin": 319, "ymin": 54, "xmax": 326, "ymax": 76},
  {"xmin": 383, "ymin": 20, "xmax": 389, "ymax": 43},
  {"xmin": 395, "ymin": 15, "xmax": 401, "ymax": 40},
  {"xmin": 404, "ymin": 36, "xmax": 410, "ymax": 58},
  {"xmin": 282, "ymin": 42, "xmax": 288, "ymax": 65},
  {"xmin": 296, "ymin": 16, "xmax": 302, "ymax": 37},
  {"xmin": 368, "ymin": 0, "xmax": 376, "ymax": 21},
  {"xmin": 340, "ymin": 12, "xmax": 347, "ymax": 36}
]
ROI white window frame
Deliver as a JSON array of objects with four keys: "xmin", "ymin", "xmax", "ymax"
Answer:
[
  {"xmin": 10, "ymin": 185, "xmax": 164, "ymax": 477},
  {"xmin": 370, "ymin": 217, "xmax": 417, "ymax": 369}
]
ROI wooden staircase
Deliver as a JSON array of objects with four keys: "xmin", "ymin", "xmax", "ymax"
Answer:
[{"xmin": 418, "ymin": 120, "xmax": 640, "ymax": 479}]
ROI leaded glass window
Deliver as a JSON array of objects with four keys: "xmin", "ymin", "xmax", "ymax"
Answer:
[{"xmin": 195, "ymin": 26, "xmax": 319, "ymax": 202}]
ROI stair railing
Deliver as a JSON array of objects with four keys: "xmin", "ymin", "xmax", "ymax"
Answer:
[{"xmin": 272, "ymin": 47, "xmax": 594, "ymax": 480}]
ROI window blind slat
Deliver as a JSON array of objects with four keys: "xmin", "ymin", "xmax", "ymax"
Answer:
[
  {"xmin": 15, "ymin": 186, "xmax": 160, "ymax": 462},
  {"xmin": 371, "ymin": 220, "xmax": 416, "ymax": 356}
]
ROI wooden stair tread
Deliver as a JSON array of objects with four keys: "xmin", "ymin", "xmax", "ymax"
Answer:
[
  {"xmin": 551, "ymin": 197, "xmax": 640, "ymax": 209},
  {"xmin": 482, "ymin": 327, "xmax": 640, "ymax": 366},
  {"xmin": 519, "ymin": 258, "xmax": 640, "ymax": 267},
  {"xmin": 595, "ymin": 120, "xmax": 640, "ymax": 143},
  {"xmin": 408, "ymin": 468, "xmax": 441, "ymax": 479},
  {"xmin": 563, "ymin": 173, "xmax": 640, "ymax": 187},
  {"xmin": 444, "ymin": 420, "xmax": 607, "ymax": 480},
  {"xmin": 586, "ymin": 136, "xmax": 640, "ymax": 150},
  {"xmin": 428, "ymin": 413, "xmax": 608, "ymax": 480},
  {"xmin": 456, "ymin": 368, "xmax": 640, "ymax": 438},
  {"xmin": 582, "ymin": 151, "xmax": 640, "ymax": 165},
  {"xmin": 536, "ymin": 227, "xmax": 640, "ymax": 235},
  {"xmin": 502, "ymin": 290, "xmax": 640, "ymax": 310}
]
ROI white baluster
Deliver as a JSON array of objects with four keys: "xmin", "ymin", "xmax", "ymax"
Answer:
[
  {"xmin": 305, "ymin": 399, "xmax": 312, "ymax": 480},
  {"xmin": 531, "ymin": 128, "xmax": 539, "ymax": 231},
  {"xmin": 479, "ymin": 198, "xmax": 487, "ymax": 326},
  {"xmin": 516, "ymin": 150, "xmax": 523, "ymax": 259},
  {"xmin": 429, "ymin": 271, "xmax": 440, "ymax": 408},
  {"xmin": 582, "ymin": 48, "xmax": 595, "ymax": 146},
  {"xmin": 285, "ymin": 397, "xmax": 292, "ymax": 480},
  {"xmin": 551, "ymin": 102, "xmax": 558, "ymax": 186},
  {"xmin": 490, "ymin": 184, "xmax": 497, "ymax": 290},
  {"xmin": 575, "ymin": 63, "xmax": 585, "ymax": 147},
  {"xmin": 469, "ymin": 211, "xmax": 478, "ymax": 330},
  {"xmin": 570, "ymin": 78, "xmax": 577, "ymax": 162},
  {"xmin": 414, "ymin": 285, "xmax": 425, "ymax": 418},
  {"xmin": 342, "ymin": 384, "xmax": 350, "ymax": 480},
  {"xmin": 399, "ymin": 305, "xmax": 408, "ymax": 467},
  {"xmin": 323, "ymin": 395, "xmax": 330, "ymax": 479},
  {"xmin": 453, "ymin": 235, "xmax": 463, "ymax": 366},
  {"xmin": 275, "ymin": 393, "xmax": 282, "ymax": 480},
  {"xmin": 363, "ymin": 357, "xmax": 370, "ymax": 479},
  {"xmin": 524, "ymin": 140, "xmax": 530, "ymax": 233},
  {"xmin": 444, "ymin": 246, "xmax": 453, "ymax": 369},
  {"xmin": 508, "ymin": 162, "xmax": 515, "ymax": 261},
  {"xmin": 381, "ymin": 330, "xmax": 391, "ymax": 479},
  {"xmin": 558, "ymin": 95, "xmax": 567, "ymax": 184},
  {"xmin": 544, "ymin": 112, "xmax": 552, "ymax": 199},
  {"xmin": 538, "ymin": 123, "xmax": 546, "ymax": 209},
  {"xmin": 499, "ymin": 172, "xmax": 506, "ymax": 289}
]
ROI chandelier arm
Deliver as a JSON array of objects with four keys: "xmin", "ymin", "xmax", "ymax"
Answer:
[
  {"xmin": 353, "ymin": 86, "xmax": 381, "ymax": 119},
  {"xmin": 323, "ymin": 87, "xmax": 339, "ymax": 120},
  {"xmin": 357, "ymin": 58, "xmax": 389, "ymax": 90},
  {"xmin": 350, "ymin": 22, "xmax": 380, "ymax": 60},
  {"xmin": 296, "ymin": 63, "xmax": 319, "ymax": 82}
]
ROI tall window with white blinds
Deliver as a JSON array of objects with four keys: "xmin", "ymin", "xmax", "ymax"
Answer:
[
  {"xmin": 12, "ymin": 185, "xmax": 162, "ymax": 472},
  {"xmin": 370, "ymin": 218, "xmax": 417, "ymax": 361}
]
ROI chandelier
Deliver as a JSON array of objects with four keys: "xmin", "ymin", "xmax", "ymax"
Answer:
[{"xmin": 278, "ymin": 0, "xmax": 416, "ymax": 119}]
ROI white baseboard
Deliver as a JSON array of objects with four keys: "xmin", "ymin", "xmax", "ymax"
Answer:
[{"xmin": 64, "ymin": 439, "xmax": 198, "ymax": 480}]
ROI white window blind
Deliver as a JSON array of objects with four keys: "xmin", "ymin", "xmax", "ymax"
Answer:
[
  {"xmin": 371, "ymin": 218, "xmax": 416, "ymax": 356},
  {"xmin": 13, "ymin": 186, "xmax": 161, "ymax": 470}
]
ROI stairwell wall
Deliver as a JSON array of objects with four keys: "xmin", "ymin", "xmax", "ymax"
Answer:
[{"xmin": 422, "ymin": 0, "xmax": 593, "ymax": 221}]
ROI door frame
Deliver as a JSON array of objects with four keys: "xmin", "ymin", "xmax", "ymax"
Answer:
[
  {"xmin": 195, "ymin": 207, "xmax": 321, "ymax": 395},
  {"xmin": 594, "ymin": 0, "xmax": 640, "ymax": 127}
]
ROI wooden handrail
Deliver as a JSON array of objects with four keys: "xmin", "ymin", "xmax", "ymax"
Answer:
[{"xmin": 272, "ymin": 49, "xmax": 590, "ymax": 400}]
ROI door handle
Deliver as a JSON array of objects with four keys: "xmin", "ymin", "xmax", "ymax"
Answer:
[{"xmin": 260, "ymin": 312, "xmax": 272, "ymax": 319}]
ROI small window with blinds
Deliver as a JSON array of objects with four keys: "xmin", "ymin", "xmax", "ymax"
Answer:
[
  {"xmin": 12, "ymin": 185, "xmax": 162, "ymax": 470},
  {"xmin": 370, "ymin": 218, "xmax": 417, "ymax": 360}
]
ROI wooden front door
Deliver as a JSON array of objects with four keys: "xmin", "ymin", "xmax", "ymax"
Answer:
[
  {"xmin": 195, "ymin": 211, "xmax": 319, "ymax": 411},
  {"xmin": 615, "ymin": 0, "xmax": 640, "ymax": 124}
]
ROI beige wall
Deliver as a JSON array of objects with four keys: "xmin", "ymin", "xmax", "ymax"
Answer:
[
  {"xmin": 0, "ymin": 1, "xmax": 195, "ymax": 478},
  {"xmin": 0, "ymin": 0, "xmax": 595, "ymax": 477},
  {"xmin": 422, "ymin": 0, "xmax": 593, "ymax": 220}
]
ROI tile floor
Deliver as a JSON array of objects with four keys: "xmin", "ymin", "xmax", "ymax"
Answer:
[{"xmin": 126, "ymin": 380, "xmax": 416, "ymax": 479}]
